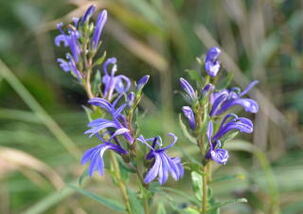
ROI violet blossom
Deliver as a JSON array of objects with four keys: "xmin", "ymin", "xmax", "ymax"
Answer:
[
  {"xmin": 81, "ymin": 140, "xmax": 127, "ymax": 176},
  {"xmin": 206, "ymin": 114, "xmax": 253, "ymax": 164},
  {"xmin": 179, "ymin": 78, "xmax": 197, "ymax": 102},
  {"xmin": 85, "ymin": 97, "xmax": 134, "ymax": 143},
  {"xmin": 182, "ymin": 106, "xmax": 196, "ymax": 130},
  {"xmin": 102, "ymin": 57, "xmax": 131, "ymax": 100},
  {"xmin": 204, "ymin": 47, "xmax": 221, "ymax": 77},
  {"xmin": 210, "ymin": 81, "xmax": 259, "ymax": 116},
  {"xmin": 137, "ymin": 133, "xmax": 184, "ymax": 185}
]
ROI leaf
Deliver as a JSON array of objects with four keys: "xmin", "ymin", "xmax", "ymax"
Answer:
[
  {"xmin": 68, "ymin": 184, "xmax": 125, "ymax": 212},
  {"xmin": 92, "ymin": 69, "xmax": 103, "ymax": 96},
  {"xmin": 94, "ymin": 51, "xmax": 107, "ymax": 65},
  {"xmin": 148, "ymin": 182, "xmax": 161, "ymax": 193},
  {"xmin": 156, "ymin": 203, "xmax": 167, "ymax": 214},
  {"xmin": 178, "ymin": 114, "xmax": 196, "ymax": 144},
  {"xmin": 211, "ymin": 174, "xmax": 246, "ymax": 184},
  {"xmin": 182, "ymin": 207, "xmax": 200, "ymax": 214},
  {"xmin": 78, "ymin": 169, "xmax": 89, "ymax": 186},
  {"xmin": 185, "ymin": 69, "xmax": 201, "ymax": 82},
  {"xmin": 127, "ymin": 188, "xmax": 144, "ymax": 214},
  {"xmin": 118, "ymin": 158, "xmax": 129, "ymax": 181},
  {"xmin": 221, "ymin": 131, "xmax": 239, "ymax": 145},
  {"xmin": 208, "ymin": 198, "xmax": 247, "ymax": 211},
  {"xmin": 24, "ymin": 184, "xmax": 75, "ymax": 214},
  {"xmin": 191, "ymin": 171, "xmax": 203, "ymax": 201},
  {"xmin": 161, "ymin": 187, "xmax": 199, "ymax": 205},
  {"xmin": 82, "ymin": 105, "xmax": 93, "ymax": 122}
]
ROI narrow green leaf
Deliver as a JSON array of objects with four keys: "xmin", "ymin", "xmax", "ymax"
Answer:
[
  {"xmin": 191, "ymin": 171, "xmax": 203, "ymax": 201},
  {"xmin": 208, "ymin": 198, "xmax": 247, "ymax": 211},
  {"xmin": 179, "ymin": 114, "xmax": 196, "ymax": 144},
  {"xmin": 211, "ymin": 174, "xmax": 246, "ymax": 184},
  {"xmin": 94, "ymin": 51, "xmax": 107, "ymax": 65},
  {"xmin": 68, "ymin": 184, "xmax": 125, "ymax": 212},
  {"xmin": 156, "ymin": 203, "xmax": 166, "ymax": 214},
  {"xmin": 82, "ymin": 105, "xmax": 93, "ymax": 122},
  {"xmin": 161, "ymin": 187, "xmax": 199, "ymax": 205},
  {"xmin": 127, "ymin": 188, "xmax": 144, "ymax": 214},
  {"xmin": 183, "ymin": 207, "xmax": 200, "ymax": 214},
  {"xmin": 78, "ymin": 169, "xmax": 88, "ymax": 185}
]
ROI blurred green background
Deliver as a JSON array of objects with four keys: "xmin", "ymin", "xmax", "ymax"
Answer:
[{"xmin": 0, "ymin": 0, "xmax": 303, "ymax": 213}]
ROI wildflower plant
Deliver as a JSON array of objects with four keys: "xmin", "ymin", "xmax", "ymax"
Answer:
[
  {"xmin": 55, "ymin": 5, "xmax": 259, "ymax": 214},
  {"xmin": 179, "ymin": 47, "xmax": 259, "ymax": 213},
  {"xmin": 55, "ymin": 5, "xmax": 183, "ymax": 214}
]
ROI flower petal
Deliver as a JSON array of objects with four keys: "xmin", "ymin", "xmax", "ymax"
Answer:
[
  {"xmin": 144, "ymin": 153, "xmax": 161, "ymax": 184},
  {"xmin": 182, "ymin": 106, "xmax": 196, "ymax": 130},
  {"xmin": 179, "ymin": 78, "xmax": 197, "ymax": 101},
  {"xmin": 210, "ymin": 148, "xmax": 229, "ymax": 165}
]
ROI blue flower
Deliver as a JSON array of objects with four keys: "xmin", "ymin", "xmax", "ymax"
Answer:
[
  {"xmin": 137, "ymin": 133, "xmax": 184, "ymax": 185},
  {"xmin": 85, "ymin": 97, "xmax": 134, "ymax": 144},
  {"xmin": 55, "ymin": 23, "xmax": 81, "ymax": 63},
  {"xmin": 206, "ymin": 114, "xmax": 253, "ymax": 164},
  {"xmin": 127, "ymin": 92, "xmax": 135, "ymax": 106},
  {"xmin": 204, "ymin": 47, "xmax": 221, "ymax": 77},
  {"xmin": 80, "ymin": 5, "xmax": 96, "ymax": 24},
  {"xmin": 210, "ymin": 81, "xmax": 259, "ymax": 116},
  {"xmin": 55, "ymin": 6, "xmax": 109, "ymax": 80},
  {"xmin": 102, "ymin": 58, "xmax": 131, "ymax": 100},
  {"xmin": 91, "ymin": 10, "xmax": 107, "ymax": 50},
  {"xmin": 81, "ymin": 141, "xmax": 127, "ymax": 176},
  {"xmin": 212, "ymin": 113, "xmax": 253, "ymax": 141},
  {"xmin": 182, "ymin": 106, "xmax": 196, "ymax": 130},
  {"xmin": 206, "ymin": 121, "xmax": 229, "ymax": 165},
  {"xmin": 57, "ymin": 54, "xmax": 83, "ymax": 79},
  {"xmin": 179, "ymin": 78, "xmax": 197, "ymax": 102},
  {"xmin": 136, "ymin": 75, "xmax": 150, "ymax": 91},
  {"xmin": 201, "ymin": 83, "xmax": 214, "ymax": 96}
]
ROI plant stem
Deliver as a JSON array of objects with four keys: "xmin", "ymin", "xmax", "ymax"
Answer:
[
  {"xmin": 144, "ymin": 197, "xmax": 150, "ymax": 214},
  {"xmin": 202, "ymin": 162, "xmax": 209, "ymax": 214},
  {"xmin": 110, "ymin": 152, "xmax": 132, "ymax": 214}
]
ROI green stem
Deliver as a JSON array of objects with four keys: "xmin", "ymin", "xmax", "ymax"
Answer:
[
  {"xmin": 202, "ymin": 163, "xmax": 209, "ymax": 214},
  {"xmin": 110, "ymin": 152, "xmax": 132, "ymax": 214},
  {"xmin": 134, "ymin": 165, "xmax": 150, "ymax": 214},
  {"xmin": 144, "ymin": 197, "xmax": 150, "ymax": 214}
]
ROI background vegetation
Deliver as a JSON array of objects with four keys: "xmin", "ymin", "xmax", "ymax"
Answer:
[{"xmin": 0, "ymin": 0, "xmax": 302, "ymax": 213}]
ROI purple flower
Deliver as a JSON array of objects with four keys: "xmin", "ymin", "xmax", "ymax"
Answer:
[
  {"xmin": 206, "ymin": 121, "xmax": 229, "ymax": 164},
  {"xmin": 80, "ymin": 5, "xmax": 96, "ymax": 24},
  {"xmin": 212, "ymin": 113, "xmax": 253, "ymax": 141},
  {"xmin": 201, "ymin": 83, "xmax": 214, "ymax": 96},
  {"xmin": 92, "ymin": 10, "xmax": 107, "ymax": 50},
  {"xmin": 179, "ymin": 78, "xmax": 197, "ymax": 101},
  {"xmin": 206, "ymin": 114, "xmax": 253, "ymax": 164},
  {"xmin": 127, "ymin": 92, "xmax": 135, "ymax": 106},
  {"xmin": 136, "ymin": 75, "xmax": 150, "ymax": 91},
  {"xmin": 57, "ymin": 55, "xmax": 83, "ymax": 79},
  {"xmin": 102, "ymin": 58, "xmax": 131, "ymax": 100},
  {"xmin": 55, "ymin": 24, "xmax": 81, "ymax": 63},
  {"xmin": 182, "ymin": 106, "xmax": 196, "ymax": 130},
  {"xmin": 137, "ymin": 133, "xmax": 184, "ymax": 185},
  {"xmin": 210, "ymin": 81, "xmax": 259, "ymax": 116},
  {"xmin": 204, "ymin": 47, "xmax": 221, "ymax": 77},
  {"xmin": 86, "ymin": 97, "xmax": 134, "ymax": 143},
  {"xmin": 81, "ymin": 141, "xmax": 127, "ymax": 176}
]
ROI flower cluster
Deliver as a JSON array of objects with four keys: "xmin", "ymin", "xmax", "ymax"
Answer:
[
  {"xmin": 55, "ymin": 5, "xmax": 107, "ymax": 80},
  {"xmin": 82, "ymin": 74, "xmax": 183, "ymax": 184},
  {"xmin": 55, "ymin": 5, "xmax": 183, "ymax": 185},
  {"xmin": 180, "ymin": 47, "xmax": 259, "ymax": 165}
]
